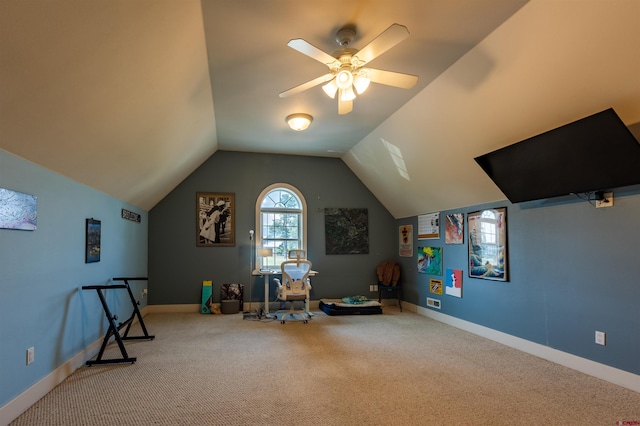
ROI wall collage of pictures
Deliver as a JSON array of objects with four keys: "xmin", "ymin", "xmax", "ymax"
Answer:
[{"xmin": 402, "ymin": 208, "xmax": 508, "ymax": 301}]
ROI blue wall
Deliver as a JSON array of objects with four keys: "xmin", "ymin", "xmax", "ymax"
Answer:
[
  {"xmin": 148, "ymin": 151, "xmax": 397, "ymax": 305},
  {"xmin": 0, "ymin": 149, "xmax": 148, "ymax": 408},
  {"xmin": 397, "ymin": 189, "xmax": 640, "ymax": 375}
]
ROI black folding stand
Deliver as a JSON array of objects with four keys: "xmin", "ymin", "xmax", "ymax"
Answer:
[{"xmin": 82, "ymin": 277, "xmax": 155, "ymax": 366}]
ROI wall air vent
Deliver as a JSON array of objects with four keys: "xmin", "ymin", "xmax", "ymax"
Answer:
[{"xmin": 427, "ymin": 297, "xmax": 441, "ymax": 309}]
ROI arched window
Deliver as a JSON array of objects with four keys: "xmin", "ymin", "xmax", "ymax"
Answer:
[{"xmin": 255, "ymin": 184, "xmax": 307, "ymax": 271}]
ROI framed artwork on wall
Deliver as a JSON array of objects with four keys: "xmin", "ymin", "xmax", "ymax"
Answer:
[
  {"xmin": 399, "ymin": 225, "xmax": 413, "ymax": 257},
  {"xmin": 418, "ymin": 212, "xmax": 439, "ymax": 239},
  {"xmin": 468, "ymin": 207, "xmax": 508, "ymax": 281},
  {"xmin": 417, "ymin": 246, "xmax": 443, "ymax": 275},
  {"xmin": 445, "ymin": 213, "xmax": 464, "ymax": 244},
  {"xmin": 445, "ymin": 268, "xmax": 463, "ymax": 298},
  {"xmin": 197, "ymin": 192, "xmax": 235, "ymax": 247},
  {"xmin": 429, "ymin": 279, "xmax": 443, "ymax": 295},
  {"xmin": 0, "ymin": 188, "xmax": 37, "ymax": 230},
  {"xmin": 85, "ymin": 218, "xmax": 101, "ymax": 263},
  {"xmin": 324, "ymin": 208, "xmax": 369, "ymax": 255}
]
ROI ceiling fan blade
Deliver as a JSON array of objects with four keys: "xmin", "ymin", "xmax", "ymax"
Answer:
[
  {"xmin": 279, "ymin": 73, "xmax": 335, "ymax": 98},
  {"xmin": 338, "ymin": 98, "xmax": 353, "ymax": 115},
  {"xmin": 368, "ymin": 68, "xmax": 418, "ymax": 89},
  {"xmin": 287, "ymin": 39, "xmax": 340, "ymax": 67},
  {"xmin": 354, "ymin": 23, "xmax": 410, "ymax": 65}
]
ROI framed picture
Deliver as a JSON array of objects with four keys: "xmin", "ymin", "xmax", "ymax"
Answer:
[
  {"xmin": 418, "ymin": 212, "xmax": 439, "ymax": 239},
  {"xmin": 399, "ymin": 224, "xmax": 413, "ymax": 257},
  {"xmin": 85, "ymin": 218, "xmax": 101, "ymax": 263},
  {"xmin": 0, "ymin": 188, "xmax": 37, "ymax": 230},
  {"xmin": 445, "ymin": 268, "xmax": 463, "ymax": 298},
  {"xmin": 197, "ymin": 192, "xmax": 235, "ymax": 247},
  {"xmin": 445, "ymin": 213, "xmax": 464, "ymax": 244},
  {"xmin": 429, "ymin": 279, "xmax": 443, "ymax": 295},
  {"xmin": 324, "ymin": 208, "xmax": 369, "ymax": 255},
  {"xmin": 417, "ymin": 246, "xmax": 443, "ymax": 275},
  {"xmin": 468, "ymin": 207, "xmax": 508, "ymax": 281}
]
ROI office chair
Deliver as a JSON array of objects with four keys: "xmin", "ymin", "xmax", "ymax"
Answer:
[
  {"xmin": 377, "ymin": 261, "xmax": 402, "ymax": 312},
  {"xmin": 288, "ymin": 249, "xmax": 306, "ymax": 260},
  {"xmin": 274, "ymin": 257, "xmax": 313, "ymax": 323}
]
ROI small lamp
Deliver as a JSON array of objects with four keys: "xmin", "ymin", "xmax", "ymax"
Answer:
[
  {"xmin": 286, "ymin": 113, "xmax": 313, "ymax": 131},
  {"xmin": 257, "ymin": 247, "xmax": 273, "ymax": 271}
]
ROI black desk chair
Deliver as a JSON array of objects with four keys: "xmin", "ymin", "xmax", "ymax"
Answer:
[{"xmin": 376, "ymin": 261, "xmax": 402, "ymax": 312}]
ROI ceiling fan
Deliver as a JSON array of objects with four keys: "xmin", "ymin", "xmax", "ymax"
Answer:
[{"xmin": 279, "ymin": 23, "xmax": 419, "ymax": 115}]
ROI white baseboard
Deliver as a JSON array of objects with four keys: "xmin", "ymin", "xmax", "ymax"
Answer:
[
  {"xmin": 405, "ymin": 301, "xmax": 640, "ymax": 393},
  {"xmin": 0, "ymin": 306, "xmax": 150, "ymax": 426},
  {"xmin": 0, "ymin": 338, "xmax": 102, "ymax": 426},
  {"xmin": 146, "ymin": 301, "xmax": 322, "ymax": 314},
  {"xmin": 146, "ymin": 303, "xmax": 201, "ymax": 313}
]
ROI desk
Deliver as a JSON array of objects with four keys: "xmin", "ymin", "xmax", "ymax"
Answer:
[
  {"xmin": 253, "ymin": 269, "xmax": 318, "ymax": 318},
  {"xmin": 257, "ymin": 269, "xmax": 275, "ymax": 317}
]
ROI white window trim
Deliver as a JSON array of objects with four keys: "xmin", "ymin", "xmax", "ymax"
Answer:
[{"xmin": 255, "ymin": 183, "xmax": 307, "ymax": 272}]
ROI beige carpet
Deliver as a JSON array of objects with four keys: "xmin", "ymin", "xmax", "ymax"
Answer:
[{"xmin": 11, "ymin": 308, "xmax": 640, "ymax": 425}]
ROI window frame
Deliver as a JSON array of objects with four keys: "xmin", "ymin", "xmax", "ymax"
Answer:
[{"xmin": 255, "ymin": 183, "xmax": 307, "ymax": 272}]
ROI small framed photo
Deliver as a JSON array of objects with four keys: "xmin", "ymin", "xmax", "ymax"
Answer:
[
  {"xmin": 429, "ymin": 279, "xmax": 443, "ymax": 295},
  {"xmin": 85, "ymin": 218, "xmax": 101, "ymax": 263},
  {"xmin": 197, "ymin": 192, "xmax": 235, "ymax": 247}
]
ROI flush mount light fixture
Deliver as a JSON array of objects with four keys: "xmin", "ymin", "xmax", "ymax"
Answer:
[{"xmin": 286, "ymin": 113, "xmax": 313, "ymax": 131}]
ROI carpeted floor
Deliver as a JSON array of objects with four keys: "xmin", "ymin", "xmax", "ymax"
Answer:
[{"xmin": 10, "ymin": 308, "xmax": 640, "ymax": 425}]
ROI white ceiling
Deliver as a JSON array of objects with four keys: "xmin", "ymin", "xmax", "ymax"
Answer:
[{"xmin": 1, "ymin": 1, "xmax": 639, "ymax": 217}]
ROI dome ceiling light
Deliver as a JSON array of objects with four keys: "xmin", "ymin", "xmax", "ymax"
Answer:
[{"xmin": 286, "ymin": 113, "xmax": 313, "ymax": 131}]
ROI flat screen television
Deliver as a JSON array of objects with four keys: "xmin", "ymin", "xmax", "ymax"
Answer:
[{"xmin": 474, "ymin": 108, "xmax": 640, "ymax": 203}]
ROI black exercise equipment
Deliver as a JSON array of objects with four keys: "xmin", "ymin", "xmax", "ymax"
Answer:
[{"xmin": 82, "ymin": 277, "xmax": 154, "ymax": 365}]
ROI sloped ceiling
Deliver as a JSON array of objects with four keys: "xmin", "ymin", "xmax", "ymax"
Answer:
[
  {"xmin": 1, "ymin": 1, "xmax": 639, "ymax": 217},
  {"xmin": 345, "ymin": 0, "xmax": 640, "ymax": 218},
  {"xmin": 0, "ymin": 1, "xmax": 217, "ymax": 210}
]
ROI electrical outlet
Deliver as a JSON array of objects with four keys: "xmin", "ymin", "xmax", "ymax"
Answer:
[
  {"xmin": 141, "ymin": 288, "xmax": 148, "ymax": 298},
  {"xmin": 595, "ymin": 192, "xmax": 613, "ymax": 208},
  {"xmin": 26, "ymin": 347, "xmax": 34, "ymax": 365},
  {"xmin": 595, "ymin": 331, "xmax": 606, "ymax": 346}
]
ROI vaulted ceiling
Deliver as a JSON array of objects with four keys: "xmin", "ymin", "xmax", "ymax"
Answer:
[{"xmin": 1, "ymin": 1, "xmax": 639, "ymax": 217}]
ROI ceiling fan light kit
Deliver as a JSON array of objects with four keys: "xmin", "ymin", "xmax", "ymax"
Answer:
[
  {"xmin": 279, "ymin": 23, "xmax": 418, "ymax": 115},
  {"xmin": 353, "ymin": 71, "xmax": 370, "ymax": 94},
  {"xmin": 322, "ymin": 80, "xmax": 338, "ymax": 98},
  {"xmin": 335, "ymin": 69, "xmax": 353, "ymax": 89},
  {"xmin": 286, "ymin": 113, "xmax": 313, "ymax": 131}
]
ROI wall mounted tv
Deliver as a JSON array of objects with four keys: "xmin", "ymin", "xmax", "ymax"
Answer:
[{"xmin": 474, "ymin": 108, "xmax": 640, "ymax": 203}]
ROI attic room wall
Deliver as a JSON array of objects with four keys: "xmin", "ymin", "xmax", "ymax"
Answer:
[
  {"xmin": 148, "ymin": 151, "xmax": 396, "ymax": 306},
  {"xmin": 0, "ymin": 149, "xmax": 148, "ymax": 410},
  {"xmin": 396, "ymin": 188, "xmax": 640, "ymax": 376}
]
